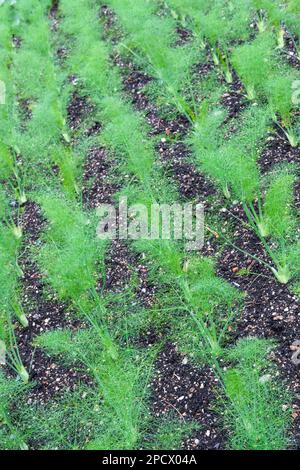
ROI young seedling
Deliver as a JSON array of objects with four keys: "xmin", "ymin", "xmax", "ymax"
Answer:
[
  {"xmin": 133, "ymin": 237, "xmax": 240, "ymax": 361},
  {"xmin": 11, "ymin": 300, "xmax": 28, "ymax": 329},
  {"xmin": 285, "ymin": 0, "xmax": 300, "ymax": 53},
  {"xmin": 35, "ymin": 296, "xmax": 153, "ymax": 450},
  {"xmin": 38, "ymin": 194, "xmax": 106, "ymax": 303},
  {"xmin": 168, "ymin": 0, "xmax": 253, "ymax": 84},
  {"xmin": 1, "ymin": 319, "xmax": 29, "ymax": 384},
  {"xmin": 8, "ymin": 0, "xmax": 76, "ymax": 194},
  {"xmin": 265, "ymin": 73, "xmax": 300, "ymax": 147},
  {"xmin": 0, "ymin": 371, "xmax": 29, "ymax": 450},
  {"xmin": 191, "ymin": 106, "xmax": 267, "ymax": 202},
  {"xmin": 0, "ymin": 223, "xmax": 28, "ymax": 328},
  {"xmin": 106, "ymin": 0, "xmax": 198, "ymax": 122},
  {"xmin": 231, "ymin": 32, "xmax": 276, "ymax": 100},
  {"xmin": 243, "ymin": 198, "xmax": 270, "ymax": 238},
  {"xmin": 192, "ymin": 100, "xmax": 298, "ymax": 284},
  {"xmin": 223, "ymin": 337, "xmax": 291, "ymax": 450},
  {"xmin": 14, "ymin": 0, "xmax": 70, "ymax": 145},
  {"xmin": 165, "ymin": 0, "xmax": 208, "ymax": 48},
  {"xmin": 252, "ymin": 0, "xmax": 285, "ymax": 48},
  {"xmin": 52, "ymin": 146, "xmax": 79, "ymax": 198},
  {"xmin": 260, "ymin": 167, "xmax": 299, "ymax": 284},
  {"xmin": 0, "ymin": 190, "xmax": 23, "ymax": 239},
  {"xmin": 233, "ymin": 167, "xmax": 299, "ymax": 284}
]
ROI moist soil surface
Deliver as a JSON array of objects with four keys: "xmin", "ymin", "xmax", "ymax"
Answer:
[{"xmin": 151, "ymin": 343, "xmax": 224, "ymax": 450}]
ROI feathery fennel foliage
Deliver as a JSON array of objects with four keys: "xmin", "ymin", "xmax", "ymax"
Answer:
[
  {"xmin": 11, "ymin": 0, "xmax": 78, "ymax": 194},
  {"xmin": 251, "ymin": 0, "xmax": 285, "ymax": 46},
  {"xmin": 167, "ymin": 0, "xmax": 253, "ymax": 83},
  {"xmin": 0, "ymin": 221, "xmax": 27, "ymax": 329},
  {"xmin": 191, "ymin": 102, "xmax": 299, "ymax": 284},
  {"xmin": 60, "ymin": 0, "xmax": 155, "ymax": 185},
  {"xmin": 261, "ymin": 167, "xmax": 300, "ymax": 283},
  {"xmin": 231, "ymin": 32, "xmax": 276, "ymax": 100},
  {"xmin": 191, "ymin": 105, "xmax": 269, "ymax": 200},
  {"xmin": 14, "ymin": 0, "xmax": 68, "ymax": 151},
  {"xmin": 265, "ymin": 72, "xmax": 300, "ymax": 147},
  {"xmin": 263, "ymin": 167, "xmax": 296, "ymax": 239},
  {"xmin": 30, "ymin": 1, "xmax": 157, "ymax": 451},
  {"xmin": 133, "ymin": 238, "xmax": 241, "ymax": 360},
  {"xmin": 0, "ymin": 3, "xmax": 14, "ymax": 180},
  {"xmin": 224, "ymin": 337, "xmax": 291, "ymax": 450},
  {"xmin": 238, "ymin": 165, "xmax": 300, "ymax": 284},
  {"xmin": 0, "ymin": 0, "xmax": 296, "ymax": 451},
  {"xmin": 0, "ymin": 2, "xmax": 29, "ymax": 384},
  {"xmin": 106, "ymin": 0, "xmax": 198, "ymax": 119},
  {"xmin": 0, "ymin": 372, "xmax": 28, "ymax": 450},
  {"xmin": 38, "ymin": 194, "xmax": 106, "ymax": 303},
  {"xmin": 0, "ymin": 2, "xmax": 27, "ymax": 201},
  {"xmin": 35, "ymin": 315, "xmax": 154, "ymax": 450},
  {"xmin": 60, "ymin": 0, "xmax": 119, "ymax": 101}
]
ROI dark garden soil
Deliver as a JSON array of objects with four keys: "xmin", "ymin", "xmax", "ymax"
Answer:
[
  {"xmin": 259, "ymin": 128, "xmax": 300, "ymax": 171},
  {"xmin": 151, "ymin": 343, "xmax": 225, "ymax": 450},
  {"xmin": 82, "ymin": 146, "xmax": 119, "ymax": 209},
  {"xmin": 67, "ymin": 92, "xmax": 95, "ymax": 132},
  {"xmin": 49, "ymin": 0, "xmax": 59, "ymax": 31},
  {"xmin": 12, "ymin": 35, "xmax": 22, "ymax": 49},
  {"xmin": 100, "ymin": 240, "xmax": 157, "ymax": 307},
  {"xmin": 175, "ymin": 26, "xmax": 193, "ymax": 47},
  {"xmin": 18, "ymin": 98, "xmax": 33, "ymax": 126},
  {"xmin": 283, "ymin": 31, "xmax": 300, "ymax": 70},
  {"xmin": 193, "ymin": 61, "xmax": 215, "ymax": 79},
  {"xmin": 220, "ymin": 76, "xmax": 247, "ymax": 121},
  {"xmin": 158, "ymin": 140, "xmax": 216, "ymax": 201}
]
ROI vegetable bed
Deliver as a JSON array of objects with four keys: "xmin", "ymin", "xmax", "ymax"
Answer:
[{"xmin": 1, "ymin": 0, "xmax": 300, "ymax": 451}]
